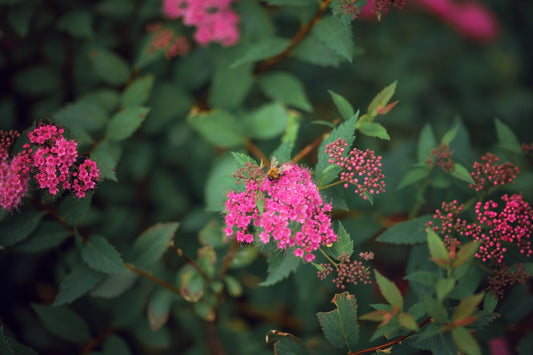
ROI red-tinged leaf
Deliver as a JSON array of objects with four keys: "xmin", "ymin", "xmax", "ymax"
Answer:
[
  {"xmin": 316, "ymin": 292, "xmax": 359, "ymax": 352},
  {"xmin": 359, "ymin": 310, "xmax": 388, "ymax": 322},
  {"xmin": 147, "ymin": 289, "xmax": 175, "ymax": 331},
  {"xmin": 377, "ymin": 100, "xmax": 398, "ymax": 115},
  {"xmin": 177, "ymin": 264, "xmax": 204, "ymax": 302},
  {"xmin": 453, "ymin": 292, "xmax": 484, "ymax": 321},
  {"xmin": 398, "ymin": 312, "xmax": 418, "ymax": 330},
  {"xmin": 374, "ymin": 270, "xmax": 403, "ymax": 310},
  {"xmin": 368, "ymin": 81, "xmax": 397, "ymax": 116},
  {"xmin": 427, "ymin": 229, "xmax": 450, "ymax": 268}
]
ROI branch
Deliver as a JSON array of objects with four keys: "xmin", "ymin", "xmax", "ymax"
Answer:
[{"xmin": 124, "ymin": 263, "xmax": 183, "ymax": 296}]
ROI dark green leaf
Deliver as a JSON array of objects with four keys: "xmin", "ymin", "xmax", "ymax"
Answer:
[
  {"xmin": 293, "ymin": 32, "xmax": 344, "ymax": 68},
  {"xmin": 397, "ymin": 167, "xmax": 430, "ymax": 190},
  {"xmin": 358, "ymin": 122, "xmax": 390, "ymax": 140},
  {"xmin": 263, "ymin": 0, "xmax": 314, "ymax": 5},
  {"xmin": 0, "ymin": 326, "xmax": 15, "ymax": 355},
  {"xmin": 188, "ymin": 110, "xmax": 244, "ymax": 148},
  {"xmin": 495, "ymin": 118, "xmax": 521, "ymax": 153},
  {"xmin": 147, "ymin": 289, "xmax": 176, "ymax": 331},
  {"xmin": 316, "ymin": 292, "xmax": 359, "ymax": 351},
  {"xmin": 0, "ymin": 211, "xmax": 45, "ymax": 247},
  {"xmin": 57, "ymin": 11, "xmax": 94, "ymax": 39},
  {"xmin": 259, "ymin": 251, "xmax": 300, "ymax": 286},
  {"xmin": 423, "ymin": 294, "xmax": 447, "ymax": 323},
  {"xmin": 230, "ymin": 37, "xmax": 290, "ymax": 68},
  {"xmin": 374, "ymin": 270, "xmax": 403, "ymax": 309},
  {"xmin": 53, "ymin": 101, "xmax": 107, "ymax": 133},
  {"xmin": 436, "ymin": 278, "xmax": 455, "ymax": 302},
  {"xmin": 7, "ymin": 2, "xmax": 34, "ymax": 37},
  {"xmin": 224, "ymin": 275, "xmax": 243, "ymax": 297},
  {"xmin": 90, "ymin": 272, "xmax": 138, "ymax": 299},
  {"xmin": 32, "ymin": 304, "xmax": 91, "ymax": 343},
  {"xmin": 418, "ymin": 123, "xmax": 437, "ymax": 164},
  {"xmin": 404, "ymin": 271, "xmax": 439, "ymax": 288},
  {"xmin": 14, "ymin": 66, "xmax": 60, "ymax": 96},
  {"xmin": 329, "ymin": 90, "xmax": 354, "ymax": 121},
  {"xmin": 106, "ymin": 106, "xmax": 149, "ymax": 141},
  {"xmin": 102, "ymin": 335, "xmax": 131, "ymax": 355},
  {"xmin": 452, "ymin": 327, "xmax": 481, "ymax": 355},
  {"xmin": 209, "ymin": 63, "xmax": 253, "ymax": 109},
  {"xmin": 246, "ymin": 103, "xmax": 289, "ymax": 140},
  {"xmin": 90, "ymin": 49, "xmax": 131, "ymax": 86},
  {"xmin": 312, "ymin": 16, "xmax": 354, "ymax": 62},
  {"xmin": 259, "ymin": 72, "xmax": 312, "ymax": 112},
  {"xmin": 81, "ymin": 235, "xmax": 127, "ymax": 274},
  {"xmin": 58, "ymin": 193, "xmax": 93, "ymax": 226},
  {"xmin": 205, "ymin": 154, "xmax": 240, "ymax": 212},
  {"xmin": 121, "ymin": 75, "xmax": 154, "ymax": 107},
  {"xmin": 265, "ymin": 330, "xmax": 309, "ymax": 355},
  {"xmin": 231, "ymin": 152, "xmax": 257, "ymax": 169},
  {"xmin": 375, "ymin": 215, "xmax": 432, "ymax": 245},
  {"xmin": 129, "ymin": 222, "xmax": 179, "ymax": 268},
  {"xmin": 450, "ymin": 163, "xmax": 474, "ymax": 184},
  {"xmin": 54, "ymin": 263, "xmax": 105, "ymax": 306},
  {"xmin": 517, "ymin": 333, "xmax": 533, "ymax": 355},
  {"xmin": 15, "ymin": 221, "xmax": 70, "ymax": 253},
  {"xmin": 91, "ymin": 140, "xmax": 121, "ymax": 182},
  {"xmin": 483, "ymin": 293, "xmax": 498, "ymax": 313}
]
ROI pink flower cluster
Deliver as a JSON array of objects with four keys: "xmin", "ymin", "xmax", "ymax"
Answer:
[
  {"xmin": 224, "ymin": 162, "xmax": 336, "ymax": 262},
  {"xmin": 469, "ymin": 153, "xmax": 519, "ymax": 192},
  {"xmin": 146, "ymin": 23, "xmax": 190, "ymax": 59},
  {"xmin": 425, "ymin": 143, "xmax": 454, "ymax": 173},
  {"xmin": 414, "ymin": 0, "xmax": 499, "ymax": 43},
  {"xmin": 428, "ymin": 194, "xmax": 533, "ymax": 265},
  {"xmin": 325, "ymin": 138, "xmax": 385, "ymax": 199},
  {"xmin": 0, "ymin": 124, "xmax": 100, "ymax": 211},
  {"xmin": 162, "ymin": 0, "xmax": 239, "ymax": 47}
]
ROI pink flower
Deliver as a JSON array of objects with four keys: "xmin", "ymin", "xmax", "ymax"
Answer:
[
  {"xmin": 470, "ymin": 153, "xmax": 519, "ymax": 192},
  {"xmin": 0, "ymin": 131, "xmax": 31, "ymax": 210},
  {"xmin": 224, "ymin": 161, "xmax": 336, "ymax": 262}
]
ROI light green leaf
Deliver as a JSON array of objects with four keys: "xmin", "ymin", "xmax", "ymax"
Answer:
[
  {"xmin": 367, "ymin": 81, "xmax": 397, "ymax": 116},
  {"xmin": 0, "ymin": 211, "xmax": 45, "ymax": 247},
  {"xmin": 450, "ymin": 163, "xmax": 474, "ymax": 184},
  {"xmin": 436, "ymin": 278, "xmax": 455, "ymax": 302},
  {"xmin": 418, "ymin": 123, "xmax": 437, "ymax": 164},
  {"xmin": 404, "ymin": 271, "xmax": 439, "ymax": 288},
  {"xmin": 452, "ymin": 327, "xmax": 481, "ymax": 355},
  {"xmin": 129, "ymin": 222, "xmax": 179, "ymax": 268},
  {"xmin": 231, "ymin": 152, "xmax": 257, "ymax": 169},
  {"xmin": 495, "ymin": 118, "xmax": 521, "ymax": 153},
  {"xmin": 427, "ymin": 229, "xmax": 450, "ymax": 267},
  {"xmin": 374, "ymin": 270, "xmax": 403, "ymax": 310},
  {"xmin": 230, "ymin": 37, "xmax": 290, "ymax": 68},
  {"xmin": 121, "ymin": 75, "xmax": 154, "ymax": 107},
  {"xmin": 441, "ymin": 124, "xmax": 459, "ymax": 145},
  {"xmin": 246, "ymin": 103, "xmax": 289, "ymax": 140},
  {"xmin": 54, "ymin": 263, "xmax": 105, "ymax": 306},
  {"xmin": 316, "ymin": 292, "xmax": 359, "ymax": 352},
  {"xmin": 453, "ymin": 241, "xmax": 479, "ymax": 268},
  {"xmin": 358, "ymin": 122, "xmax": 390, "ymax": 140},
  {"xmin": 396, "ymin": 167, "xmax": 430, "ymax": 190},
  {"xmin": 312, "ymin": 16, "xmax": 354, "ymax": 62},
  {"xmin": 81, "ymin": 235, "xmax": 127, "ymax": 274},
  {"xmin": 453, "ymin": 292, "xmax": 484, "ymax": 320},
  {"xmin": 32, "ymin": 304, "xmax": 91, "ymax": 343},
  {"xmin": 259, "ymin": 72, "xmax": 312, "ymax": 112},
  {"xmin": 90, "ymin": 49, "xmax": 131, "ymax": 86},
  {"xmin": 188, "ymin": 110, "xmax": 244, "ymax": 148},
  {"xmin": 259, "ymin": 252, "xmax": 300, "ymax": 286},
  {"xmin": 329, "ymin": 90, "xmax": 354, "ymax": 121},
  {"xmin": 398, "ymin": 312, "xmax": 418, "ymax": 330},
  {"xmin": 375, "ymin": 215, "xmax": 432, "ymax": 245},
  {"xmin": 106, "ymin": 106, "xmax": 149, "ymax": 141}
]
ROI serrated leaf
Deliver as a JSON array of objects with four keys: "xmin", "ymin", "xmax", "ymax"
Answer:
[
  {"xmin": 312, "ymin": 16, "xmax": 354, "ymax": 62},
  {"xmin": 265, "ymin": 330, "xmax": 309, "ymax": 355},
  {"xmin": 398, "ymin": 312, "xmax": 418, "ymax": 330},
  {"xmin": 331, "ymin": 221, "xmax": 354, "ymax": 258},
  {"xmin": 54, "ymin": 263, "xmax": 105, "ymax": 306},
  {"xmin": 246, "ymin": 103, "xmax": 289, "ymax": 140},
  {"xmin": 374, "ymin": 270, "xmax": 403, "ymax": 309},
  {"xmin": 121, "ymin": 75, "xmax": 154, "ymax": 107},
  {"xmin": 418, "ymin": 123, "xmax": 437, "ymax": 164},
  {"xmin": 367, "ymin": 81, "xmax": 397, "ymax": 116},
  {"xmin": 81, "ymin": 235, "xmax": 127, "ymax": 274},
  {"xmin": 106, "ymin": 106, "xmax": 149, "ymax": 141},
  {"xmin": 397, "ymin": 167, "xmax": 430, "ymax": 190},
  {"xmin": 358, "ymin": 122, "xmax": 390, "ymax": 140},
  {"xmin": 53, "ymin": 101, "xmax": 107, "ymax": 133},
  {"xmin": 15, "ymin": 221, "xmax": 70, "ymax": 253},
  {"xmin": 0, "ymin": 211, "xmax": 45, "ymax": 247},
  {"xmin": 453, "ymin": 293, "xmax": 484, "ymax": 321},
  {"xmin": 129, "ymin": 222, "xmax": 179, "ymax": 268},
  {"xmin": 452, "ymin": 327, "xmax": 481, "ymax": 355},
  {"xmin": 91, "ymin": 140, "xmax": 121, "ymax": 182},
  {"xmin": 495, "ymin": 118, "xmax": 521, "ymax": 153},
  {"xmin": 209, "ymin": 63, "xmax": 253, "ymax": 110},
  {"xmin": 316, "ymin": 292, "xmax": 359, "ymax": 352},
  {"xmin": 188, "ymin": 110, "xmax": 244, "ymax": 148},
  {"xmin": 231, "ymin": 37, "xmax": 290, "ymax": 68},
  {"xmin": 293, "ymin": 32, "xmax": 344, "ymax": 68},
  {"xmin": 32, "ymin": 304, "xmax": 91, "ymax": 343},
  {"xmin": 259, "ymin": 252, "xmax": 300, "ymax": 286},
  {"xmin": 231, "ymin": 152, "xmax": 257, "ymax": 169},
  {"xmin": 423, "ymin": 294, "xmax": 448, "ymax": 323},
  {"xmin": 404, "ymin": 271, "xmax": 439, "ymax": 288},
  {"xmin": 427, "ymin": 229, "xmax": 450, "ymax": 267},
  {"xmin": 329, "ymin": 90, "xmax": 354, "ymax": 121},
  {"xmin": 436, "ymin": 278, "xmax": 455, "ymax": 302},
  {"xmin": 450, "ymin": 163, "xmax": 474, "ymax": 184},
  {"xmin": 375, "ymin": 215, "xmax": 432, "ymax": 245},
  {"xmin": 259, "ymin": 72, "xmax": 312, "ymax": 112},
  {"xmin": 90, "ymin": 272, "xmax": 138, "ymax": 299},
  {"xmin": 90, "ymin": 49, "xmax": 131, "ymax": 86}
]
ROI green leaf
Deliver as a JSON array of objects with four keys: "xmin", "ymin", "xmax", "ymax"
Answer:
[
  {"xmin": 312, "ymin": 16, "xmax": 354, "ymax": 62},
  {"xmin": 266, "ymin": 330, "xmax": 309, "ymax": 355},
  {"xmin": 436, "ymin": 278, "xmax": 455, "ymax": 302},
  {"xmin": 331, "ymin": 221, "xmax": 354, "ymax": 258},
  {"xmin": 495, "ymin": 118, "xmax": 521, "ymax": 153},
  {"xmin": 57, "ymin": 10, "xmax": 94, "ymax": 39},
  {"xmin": 404, "ymin": 271, "xmax": 439, "ymax": 288},
  {"xmin": 209, "ymin": 63, "xmax": 253, "ymax": 110},
  {"xmin": 316, "ymin": 292, "xmax": 359, "ymax": 352},
  {"xmin": 129, "ymin": 222, "xmax": 179, "ymax": 268},
  {"xmin": 121, "ymin": 75, "xmax": 154, "ymax": 107},
  {"xmin": 453, "ymin": 241, "xmax": 479, "ymax": 268},
  {"xmin": 398, "ymin": 312, "xmax": 418, "ymax": 331},
  {"xmin": 452, "ymin": 327, "xmax": 481, "ymax": 355},
  {"xmin": 483, "ymin": 293, "xmax": 498, "ymax": 313},
  {"xmin": 90, "ymin": 272, "xmax": 138, "ymax": 299},
  {"xmin": 178, "ymin": 264, "xmax": 204, "ymax": 302},
  {"xmin": 293, "ymin": 32, "xmax": 344, "ymax": 68},
  {"xmin": 81, "ymin": 235, "xmax": 127, "ymax": 274},
  {"xmin": 0, "ymin": 211, "xmax": 45, "ymax": 247},
  {"xmin": 259, "ymin": 251, "xmax": 300, "ymax": 286},
  {"xmin": 147, "ymin": 289, "xmax": 176, "ymax": 331},
  {"xmin": 230, "ymin": 37, "xmax": 290, "ymax": 68},
  {"xmin": 422, "ymin": 294, "xmax": 448, "ymax": 323},
  {"xmin": 259, "ymin": 72, "xmax": 312, "ymax": 112},
  {"xmin": 102, "ymin": 335, "xmax": 131, "ymax": 355},
  {"xmin": 453, "ymin": 292, "xmax": 484, "ymax": 320},
  {"xmin": 367, "ymin": 81, "xmax": 397, "ymax": 116},
  {"xmin": 54, "ymin": 263, "xmax": 106, "ymax": 306},
  {"xmin": 441, "ymin": 124, "xmax": 459, "ymax": 145},
  {"xmin": 15, "ymin": 221, "xmax": 70, "ymax": 253},
  {"xmin": 329, "ymin": 90, "xmax": 354, "ymax": 121},
  {"xmin": 91, "ymin": 140, "xmax": 121, "ymax": 182},
  {"xmin": 418, "ymin": 123, "xmax": 437, "ymax": 164},
  {"xmin": 0, "ymin": 326, "xmax": 15, "ymax": 355},
  {"xmin": 374, "ymin": 270, "xmax": 403, "ymax": 309},
  {"xmin": 427, "ymin": 229, "xmax": 450, "ymax": 267},
  {"xmin": 449, "ymin": 163, "xmax": 474, "ymax": 184},
  {"xmin": 397, "ymin": 167, "xmax": 430, "ymax": 190},
  {"xmin": 375, "ymin": 215, "xmax": 432, "ymax": 245},
  {"xmin": 32, "ymin": 304, "xmax": 91, "ymax": 343},
  {"xmin": 224, "ymin": 275, "xmax": 243, "ymax": 297},
  {"xmin": 58, "ymin": 193, "xmax": 93, "ymax": 226},
  {"xmin": 231, "ymin": 152, "xmax": 257, "ymax": 169},
  {"xmin": 358, "ymin": 122, "xmax": 390, "ymax": 140},
  {"xmin": 229, "ymin": 247, "xmax": 259, "ymax": 269},
  {"xmin": 205, "ymin": 154, "xmax": 240, "ymax": 212},
  {"xmin": 246, "ymin": 103, "xmax": 289, "ymax": 140},
  {"xmin": 90, "ymin": 49, "xmax": 131, "ymax": 86},
  {"xmin": 106, "ymin": 106, "xmax": 149, "ymax": 141},
  {"xmin": 53, "ymin": 101, "xmax": 108, "ymax": 133},
  {"xmin": 188, "ymin": 110, "xmax": 244, "ymax": 148}
]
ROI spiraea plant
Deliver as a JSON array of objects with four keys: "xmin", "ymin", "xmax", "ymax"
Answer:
[{"xmin": 1, "ymin": 0, "xmax": 532, "ymax": 355}]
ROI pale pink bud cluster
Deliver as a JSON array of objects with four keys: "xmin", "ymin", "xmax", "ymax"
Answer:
[
  {"xmin": 146, "ymin": 23, "xmax": 190, "ymax": 59},
  {"xmin": 317, "ymin": 252, "xmax": 373, "ymax": 289},
  {"xmin": 163, "ymin": 0, "xmax": 239, "ymax": 47},
  {"xmin": 0, "ymin": 131, "xmax": 31, "ymax": 210},
  {"xmin": 425, "ymin": 143, "xmax": 454, "ymax": 173},
  {"xmin": 325, "ymin": 138, "xmax": 385, "ymax": 199},
  {"xmin": 469, "ymin": 153, "xmax": 519, "ymax": 192},
  {"xmin": 224, "ymin": 162, "xmax": 336, "ymax": 262},
  {"xmin": 426, "ymin": 200, "xmax": 477, "ymax": 248}
]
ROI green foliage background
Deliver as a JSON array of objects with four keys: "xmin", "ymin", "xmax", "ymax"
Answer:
[{"xmin": 1, "ymin": 0, "xmax": 532, "ymax": 354}]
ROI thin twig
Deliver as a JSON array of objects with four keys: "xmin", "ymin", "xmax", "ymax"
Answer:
[
  {"xmin": 124, "ymin": 263, "xmax": 183, "ymax": 296},
  {"xmin": 245, "ymin": 139, "xmax": 269, "ymax": 166},
  {"xmin": 169, "ymin": 241, "xmax": 211, "ymax": 281},
  {"xmin": 293, "ymin": 132, "xmax": 329, "ymax": 163}
]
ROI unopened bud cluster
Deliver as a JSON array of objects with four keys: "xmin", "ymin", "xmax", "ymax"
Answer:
[
  {"xmin": 317, "ymin": 252, "xmax": 373, "ymax": 289},
  {"xmin": 469, "ymin": 152, "xmax": 519, "ymax": 192}
]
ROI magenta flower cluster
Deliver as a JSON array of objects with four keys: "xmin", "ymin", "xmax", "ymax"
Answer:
[
  {"xmin": 163, "ymin": 0, "xmax": 239, "ymax": 47},
  {"xmin": 324, "ymin": 138, "xmax": 385, "ymax": 199},
  {"xmin": 146, "ymin": 23, "xmax": 190, "ymax": 59},
  {"xmin": 469, "ymin": 152, "xmax": 519, "ymax": 192},
  {"xmin": 224, "ymin": 162, "xmax": 336, "ymax": 262},
  {"xmin": 0, "ymin": 125, "xmax": 99, "ymax": 211}
]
